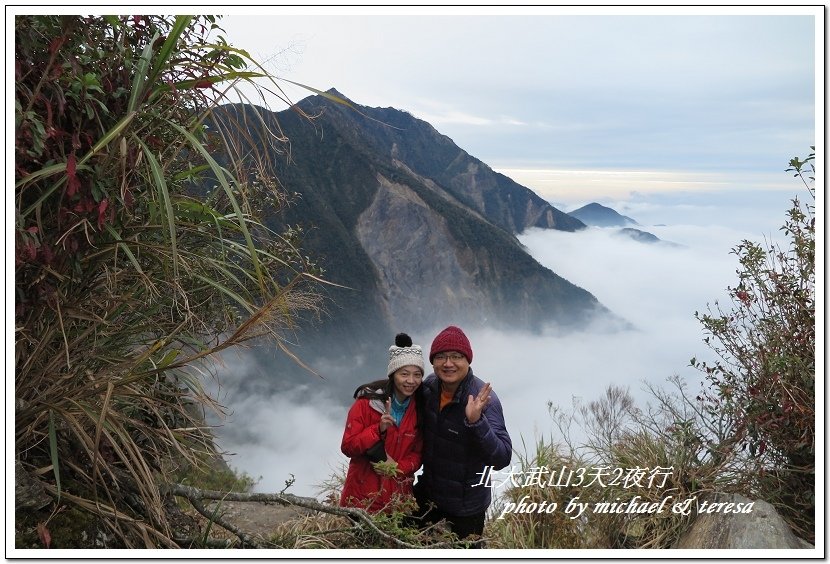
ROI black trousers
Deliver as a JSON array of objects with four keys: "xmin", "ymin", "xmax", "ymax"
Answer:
[{"xmin": 408, "ymin": 484, "xmax": 486, "ymax": 546}]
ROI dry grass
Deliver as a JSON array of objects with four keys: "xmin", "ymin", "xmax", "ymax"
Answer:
[{"xmin": 14, "ymin": 15, "xmax": 325, "ymax": 548}]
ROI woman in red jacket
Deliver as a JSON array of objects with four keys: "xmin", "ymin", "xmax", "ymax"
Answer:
[{"xmin": 340, "ymin": 333, "xmax": 424, "ymax": 512}]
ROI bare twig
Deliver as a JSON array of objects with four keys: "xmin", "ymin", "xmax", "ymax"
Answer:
[
  {"xmin": 169, "ymin": 483, "xmax": 467, "ymax": 549},
  {"xmin": 186, "ymin": 495, "xmax": 262, "ymax": 548}
]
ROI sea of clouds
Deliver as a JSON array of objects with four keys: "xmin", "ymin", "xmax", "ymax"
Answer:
[{"xmin": 207, "ymin": 192, "xmax": 794, "ymax": 497}]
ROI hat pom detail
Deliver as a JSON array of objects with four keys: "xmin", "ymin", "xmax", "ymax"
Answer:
[{"xmin": 395, "ymin": 333, "xmax": 413, "ymax": 348}]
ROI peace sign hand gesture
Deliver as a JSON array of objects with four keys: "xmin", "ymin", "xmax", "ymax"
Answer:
[
  {"xmin": 466, "ymin": 382, "xmax": 492, "ymax": 424},
  {"xmin": 379, "ymin": 398, "xmax": 395, "ymax": 434}
]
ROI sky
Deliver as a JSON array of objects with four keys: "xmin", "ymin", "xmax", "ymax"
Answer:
[
  {"xmin": 214, "ymin": 6, "xmax": 820, "ymax": 209},
  {"xmin": 200, "ymin": 6, "xmax": 822, "ymax": 500}
]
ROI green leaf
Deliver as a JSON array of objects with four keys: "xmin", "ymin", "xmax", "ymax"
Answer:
[
  {"xmin": 172, "ymin": 163, "xmax": 211, "ymax": 182},
  {"xmin": 127, "ymin": 31, "xmax": 159, "ymax": 113},
  {"xmin": 157, "ymin": 349, "xmax": 180, "ymax": 368},
  {"xmin": 146, "ymin": 16, "xmax": 192, "ymax": 88},
  {"xmin": 159, "ymin": 71, "xmax": 265, "ymax": 92}
]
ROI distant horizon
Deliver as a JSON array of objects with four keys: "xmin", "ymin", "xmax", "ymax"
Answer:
[{"xmin": 215, "ymin": 8, "xmax": 817, "ymax": 206}]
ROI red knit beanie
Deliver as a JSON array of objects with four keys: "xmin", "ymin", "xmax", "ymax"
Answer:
[{"xmin": 429, "ymin": 326, "xmax": 473, "ymax": 363}]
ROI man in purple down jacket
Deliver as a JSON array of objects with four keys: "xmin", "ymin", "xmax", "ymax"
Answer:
[{"xmin": 411, "ymin": 326, "xmax": 512, "ymax": 545}]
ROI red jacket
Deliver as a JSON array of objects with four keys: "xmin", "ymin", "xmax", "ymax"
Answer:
[{"xmin": 339, "ymin": 395, "xmax": 422, "ymax": 512}]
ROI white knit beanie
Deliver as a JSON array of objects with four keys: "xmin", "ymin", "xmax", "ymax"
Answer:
[{"xmin": 387, "ymin": 333, "xmax": 425, "ymax": 377}]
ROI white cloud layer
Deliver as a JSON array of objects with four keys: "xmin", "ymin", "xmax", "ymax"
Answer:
[
  {"xmin": 209, "ymin": 207, "xmax": 786, "ymax": 497},
  {"xmin": 195, "ymin": 9, "xmax": 815, "ymax": 497}
]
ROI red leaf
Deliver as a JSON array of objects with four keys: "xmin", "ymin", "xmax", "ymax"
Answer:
[
  {"xmin": 66, "ymin": 153, "xmax": 76, "ymax": 176},
  {"xmin": 66, "ymin": 153, "xmax": 80, "ymax": 197},
  {"xmin": 73, "ymin": 197, "xmax": 94, "ymax": 214},
  {"xmin": 39, "ymin": 244, "xmax": 54, "ymax": 265},
  {"xmin": 49, "ymin": 36, "xmax": 64, "ymax": 55},
  {"xmin": 37, "ymin": 522, "xmax": 51, "ymax": 548},
  {"xmin": 26, "ymin": 241, "xmax": 38, "ymax": 261},
  {"xmin": 194, "ymin": 79, "xmax": 212, "ymax": 89},
  {"xmin": 97, "ymin": 199, "xmax": 109, "ymax": 229}
]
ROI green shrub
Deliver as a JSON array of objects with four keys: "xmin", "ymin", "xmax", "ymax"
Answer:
[
  {"xmin": 692, "ymin": 149, "xmax": 815, "ymax": 541},
  {"xmin": 15, "ymin": 15, "xmax": 320, "ymax": 547}
]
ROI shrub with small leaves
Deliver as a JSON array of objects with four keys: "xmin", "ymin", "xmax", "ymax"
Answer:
[{"xmin": 692, "ymin": 148, "xmax": 815, "ymax": 542}]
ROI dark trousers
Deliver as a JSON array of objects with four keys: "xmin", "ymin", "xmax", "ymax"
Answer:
[{"xmin": 408, "ymin": 484, "xmax": 486, "ymax": 547}]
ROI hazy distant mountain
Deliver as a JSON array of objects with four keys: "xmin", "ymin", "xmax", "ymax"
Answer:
[
  {"xmin": 614, "ymin": 227, "xmax": 684, "ymax": 248},
  {"xmin": 209, "ymin": 90, "xmax": 613, "ymax": 372},
  {"xmin": 614, "ymin": 227, "xmax": 660, "ymax": 244},
  {"xmin": 568, "ymin": 202, "xmax": 638, "ymax": 227}
]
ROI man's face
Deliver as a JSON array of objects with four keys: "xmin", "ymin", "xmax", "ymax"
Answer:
[{"xmin": 432, "ymin": 351, "xmax": 470, "ymax": 387}]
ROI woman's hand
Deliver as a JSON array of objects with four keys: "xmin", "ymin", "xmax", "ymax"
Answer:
[
  {"xmin": 371, "ymin": 457, "xmax": 399, "ymax": 477},
  {"xmin": 378, "ymin": 398, "xmax": 395, "ymax": 434}
]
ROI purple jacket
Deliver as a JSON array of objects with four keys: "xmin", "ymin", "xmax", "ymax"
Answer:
[{"xmin": 416, "ymin": 368, "xmax": 512, "ymax": 516}]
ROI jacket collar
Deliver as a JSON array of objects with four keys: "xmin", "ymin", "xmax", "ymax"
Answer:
[{"xmin": 369, "ymin": 398, "xmax": 386, "ymax": 415}]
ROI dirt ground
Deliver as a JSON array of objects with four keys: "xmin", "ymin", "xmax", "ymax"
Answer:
[{"xmin": 204, "ymin": 499, "xmax": 316, "ymax": 541}]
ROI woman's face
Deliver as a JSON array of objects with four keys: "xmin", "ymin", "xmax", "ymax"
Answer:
[{"xmin": 392, "ymin": 365, "xmax": 423, "ymax": 400}]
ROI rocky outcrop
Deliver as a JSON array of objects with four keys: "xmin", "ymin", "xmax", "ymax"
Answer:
[
  {"xmin": 673, "ymin": 493, "xmax": 813, "ymax": 549},
  {"xmin": 15, "ymin": 459, "xmax": 51, "ymax": 510}
]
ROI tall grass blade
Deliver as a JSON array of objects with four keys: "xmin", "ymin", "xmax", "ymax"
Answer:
[
  {"xmin": 136, "ymin": 137, "xmax": 179, "ymax": 277},
  {"xmin": 103, "ymin": 224, "xmax": 149, "ymax": 280},
  {"xmin": 92, "ymin": 382, "xmax": 115, "ymax": 496},
  {"xmin": 48, "ymin": 410, "xmax": 61, "ymax": 502},
  {"xmin": 146, "ymin": 16, "xmax": 192, "ymax": 86},
  {"xmin": 192, "ymin": 274, "xmax": 254, "ymax": 314},
  {"xmin": 169, "ymin": 121, "xmax": 266, "ymax": 293},
  {"xmin": 128, "ymin": 31, "xmax": 159, "ymax": 113}
]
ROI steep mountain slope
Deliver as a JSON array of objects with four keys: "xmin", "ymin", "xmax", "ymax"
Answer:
[{"xmin": 210, "ymin": 92, "xmax": 613, "ymax": 373}]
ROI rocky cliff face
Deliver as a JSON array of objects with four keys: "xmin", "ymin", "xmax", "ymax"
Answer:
[
  {"xmin": 210, "ymin": 92, "xmax": 613, "ymax": 368},
  {"xmin": 308, "ymin": 91, "xmax": 586, "ymax": 236}
]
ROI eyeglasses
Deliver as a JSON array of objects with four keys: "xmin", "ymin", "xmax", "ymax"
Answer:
[{"xmin": 434, "ymin": 353, "xmax": 466, "ymax": 363}]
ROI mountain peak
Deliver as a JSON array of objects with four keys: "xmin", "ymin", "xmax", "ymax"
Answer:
[
  {"xmin": 568, "ymin": 202, "xmax": 638, "ymax": 227},
  {"xmin": 324, "ymin": 87, "xmax": 349, "ymax": 100}
]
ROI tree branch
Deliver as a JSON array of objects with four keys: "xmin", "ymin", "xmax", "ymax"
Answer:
[
  {"xmin": 186, "ymin": 494, "xmax": 263, "ymax": 548},
  {"xmin": 169, "ymin": 483, "xmax": 464, "ymax": 549}
]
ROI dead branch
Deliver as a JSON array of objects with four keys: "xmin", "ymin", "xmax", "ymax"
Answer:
[
  {"xmin": 186, "ymin": 494, "xmax": 263, "ymax": 548},
  {"xmin": 169, "ymin": 482, "xmax": 465, "ymax": 549}
]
